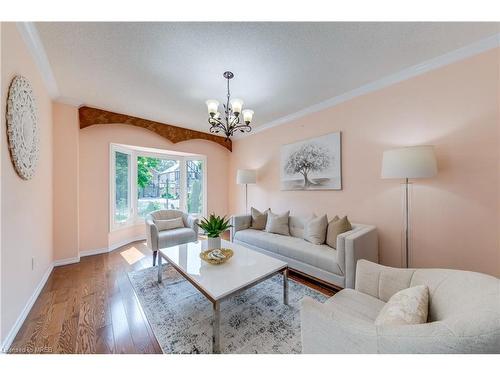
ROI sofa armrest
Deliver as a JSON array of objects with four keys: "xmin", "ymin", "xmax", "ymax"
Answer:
[
  {"xmin": 230, "ymin": 214, "xmax": 251, "ymax": 241},
  {"xmin": 300, "ymin": 296, "xmax": 378, "ymax": 353},
  {"xmin": 340, "ymin": 225, "xmax": 378, "ymax": 289},
  {"xmin": 182, "ymin": 213, "xmax": 199, "ymax": 237},
  {"xmin": 145, "ymin": 216, "xmax": 159, "ymax": 252}
]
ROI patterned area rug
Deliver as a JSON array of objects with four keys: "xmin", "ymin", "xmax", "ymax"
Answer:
[{"xmin": 128, "ymin": 264, "xmax": 327, "ymax": 354}]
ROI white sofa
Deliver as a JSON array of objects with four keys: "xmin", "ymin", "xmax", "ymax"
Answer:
[
  {"xmin": 230, "ymin": 214, "xmax": 378, "ymax": 288},
  {"xmin": 301, "ymin": 259, "xmax": 500, "ymax": 353}
]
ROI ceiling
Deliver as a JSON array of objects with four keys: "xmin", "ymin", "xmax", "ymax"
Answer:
[{"xmin": 35, "ymin": 22, "xmax": 499, "ymax": 134}]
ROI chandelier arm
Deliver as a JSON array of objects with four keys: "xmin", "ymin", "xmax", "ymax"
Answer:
[
  {"xmin": 233, "ymin": 123, "xmax": 252, "ymax": 133},
  {"xmin": 208, "ymin": 118, "xmax": 223, "ymax": 127}
]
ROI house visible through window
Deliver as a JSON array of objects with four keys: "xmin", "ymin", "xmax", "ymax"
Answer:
[{"xmin": 110, "ymin": 144, "xmax": 207, "ymax": 230}]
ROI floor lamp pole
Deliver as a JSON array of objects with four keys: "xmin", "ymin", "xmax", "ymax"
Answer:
[
  {"xmin": 245, "ymin": 183, "xmax": 248, "ymax": 214},
  {"xmin": 404, "ymin": 177, "xmax": 410, "ymax": 268}
]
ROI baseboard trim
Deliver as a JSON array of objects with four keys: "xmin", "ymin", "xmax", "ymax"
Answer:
[
  {"xmin": 109, "ymin": 235, "xmax": 147, "ymax": 252},
  {"xmin": 53, "ymin": 256, "xmax": 80, "ymax": 267},
  {"xmin": 79, "ymin": 235, "xmax": 147, "ymax": 258},
  {"xmin": 79, "ymin": 247, "xmax": 109, "ymax": 257},
  {"xmin": 1, "ymin": 263, "xmax": 54, "ymax": 353}
]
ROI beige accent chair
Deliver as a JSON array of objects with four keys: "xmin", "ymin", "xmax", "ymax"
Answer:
[
  {"xmin": 301, "ymin": 260, "xmax": 500, "ymax": 353},
  {"xmin": 145, "ymin": 209, "xmax": 199, "ymax": 266}
]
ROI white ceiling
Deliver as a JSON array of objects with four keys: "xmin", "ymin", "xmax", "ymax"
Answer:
[{"xmin": 35, "ymin": 22, "xmax": 499, "ymax": 134}]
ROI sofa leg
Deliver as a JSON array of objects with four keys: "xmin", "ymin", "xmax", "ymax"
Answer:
[{"xmin": 153, "ymin": 251, "xmax": 157, "ymax": 267}]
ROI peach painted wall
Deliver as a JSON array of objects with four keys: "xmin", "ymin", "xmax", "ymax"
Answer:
[
  {"xmin": 1, "ymin": 23, "xmax": 54, "ymax": 343},
  {"xmin": 229, "ymin": 49, "xmax": 500, "ymax": 277},
  {"xmin": 53, "ymin": 102, "xmax": 79, "ymax": 261},
  {"xmin": 78, "ymin": 123, "xmax": 230, "ymax": 252}
]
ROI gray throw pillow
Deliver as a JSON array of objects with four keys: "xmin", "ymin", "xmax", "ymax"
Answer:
[
  {"xmin": 155, "ymin": 217, "xmax": 184, "ymax": 231},
  {"xmin": 250, "ymin": 207, "xmax": 269, "ymax": 230},
  {"xmin": 265, "ymin": 210, "xmax": 290, "ymax": 236},
  {"xmin": 326, "ymin": 216, "xmax": 351, "ymax": 249},
  {"xmin": 303, "ymin": 214, "xmax": 328, "ymax": 245}
]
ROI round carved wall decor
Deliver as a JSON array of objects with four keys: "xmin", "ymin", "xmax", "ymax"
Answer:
[{"xmin": 6, "ymin": 75, "xmax": 39, "ymax": 180}]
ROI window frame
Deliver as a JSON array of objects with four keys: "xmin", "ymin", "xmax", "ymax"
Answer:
[{"xmin": 109, "ymin": 143, "xmax": 207, "ymax": 232}]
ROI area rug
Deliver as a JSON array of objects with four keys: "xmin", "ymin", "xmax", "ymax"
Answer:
[{"xmin": 128, "ymin": 264, "xmax": 328, "ymax": 354}]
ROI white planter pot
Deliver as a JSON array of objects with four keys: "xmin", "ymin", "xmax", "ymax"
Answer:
[{"xmin": 207, "ymin": 236, "xmax": 221, "ymax": 250}]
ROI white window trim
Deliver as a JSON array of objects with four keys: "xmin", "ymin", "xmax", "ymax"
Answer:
[{"xmin": 109, "ymin": 143, "xmax": 207, "ymax": 232}]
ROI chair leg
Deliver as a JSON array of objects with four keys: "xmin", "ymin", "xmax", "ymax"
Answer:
[{"xmin": 153, "ymin": 251, "xmax": 157, "ymax": 267}]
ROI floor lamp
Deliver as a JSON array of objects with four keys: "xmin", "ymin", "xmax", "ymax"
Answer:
[
  {"xmin": 381, "ymin": 146, "xmax": 437, "ymax": 268},
  {"xmin": 236, "ymin": 169, "xmax": 257, "ymax": 214}
]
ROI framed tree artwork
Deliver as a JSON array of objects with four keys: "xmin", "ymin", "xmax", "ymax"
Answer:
[{"xmin": 280, "ymin": 132, "xmax": 342, "ymax": 190}]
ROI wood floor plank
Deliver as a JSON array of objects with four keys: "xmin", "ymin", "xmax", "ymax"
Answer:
[
  {"xmin": 95, "ymin": 324, "xmax": 115, "ymax": 354},
  {"xmin": 109, "ymin": 290, "xmax": 137, "ymax": 354},
  {"xmin": 75, "ymin": 293, "xmax": 96, "ymax": 353}
]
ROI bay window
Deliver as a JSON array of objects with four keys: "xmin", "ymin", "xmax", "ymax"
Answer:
[{"xmin": 110, "ymin": 144, "xmax": 207, "ymax": 230}]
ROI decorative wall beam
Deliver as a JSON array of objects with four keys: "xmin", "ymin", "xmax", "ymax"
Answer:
[{"xmin": 78, "ymin": 106, "xmax": 232, "ymax": 151}]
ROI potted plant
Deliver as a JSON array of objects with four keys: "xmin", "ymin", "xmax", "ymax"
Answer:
[{"xmin": 198, "ymin": 214, "xmax": 232, "ymax": 250}]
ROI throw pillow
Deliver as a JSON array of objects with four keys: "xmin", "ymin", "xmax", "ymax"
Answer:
[
  {"xmin": 250, "ymin": 207, "xmax": 269, "ymax": 230},
  {"xmin": 375, "ymin": 285, "xmax": 429, "ymax": 326},
  {"xmin": 303, "ymin": 214, "xmax": 328, "ymax": 245},
  {"xmin": 155, "ymin": 217, "xmax": 184, "ymax": 231},
  {"xmin": 326, "ymin": 216, "xmax": 351, "ymax": 249},
  {"xmin": 265, "ymin": 210, "xmax": 290, "ymax": 236}
]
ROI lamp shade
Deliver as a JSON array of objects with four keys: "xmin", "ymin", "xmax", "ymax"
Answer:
[
  {"xmin": 381, "ymin": 146, "xmax": 437, "ymax": 179},
  {"xmin": 236, "ymin": 169, "xmax": 257, "ymax": 184}
]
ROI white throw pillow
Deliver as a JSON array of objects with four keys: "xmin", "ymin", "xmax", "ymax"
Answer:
[
  {"xmin": 155, "ymin": 217, "xmax": 184, "ymax": 231},
  {"xmin": 375, "ymin": 285, "xmax": 429, "ymax": 326},
  {"xmin": 303, "ymin": 214, "xmax": 328, "ymax": 245},
  {"xmin": 265, "ymin": 210, "xmax": 290, "ymax": 236}
]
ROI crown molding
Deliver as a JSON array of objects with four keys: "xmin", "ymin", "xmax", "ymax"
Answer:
[
  {"xmin": 16, "ymin": 22, "xmax": 59, "ymax": 98},
  {"xmin": 250, "ymin": 33, "xmax": 500, "ymax": 136}
]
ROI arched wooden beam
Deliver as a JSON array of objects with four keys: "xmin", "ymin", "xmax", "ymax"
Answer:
[{"xmin": 78, "ymin": 106, "xmax": 232, "ymax": 152}]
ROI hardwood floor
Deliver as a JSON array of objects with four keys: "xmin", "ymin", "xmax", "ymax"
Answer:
[{"xmin": 8, "ymin": 240, "xmax": 337, "ymax": 354}]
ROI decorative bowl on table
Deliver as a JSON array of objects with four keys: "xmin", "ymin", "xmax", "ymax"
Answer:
[{"xmin": 200, "ymin": 248, "xmax": 234, "ymax": 265}]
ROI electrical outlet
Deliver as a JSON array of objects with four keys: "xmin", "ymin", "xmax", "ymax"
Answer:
[{"xmin": 31, "ymin": 257, "xmax": 35, "ymax": 271}]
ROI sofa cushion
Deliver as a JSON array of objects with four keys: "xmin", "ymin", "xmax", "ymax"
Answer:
[
  {"xmin": 158, "ymin": 227, "xmax": 197, "ymax": 248},
  {"xmin": 375, "ymin": 285, "xmax": 429, "ymax": 326},
  {"xmin": 234, "ymin": 229, "xmax": 342, "ymax": 275},
  {"xmin": 303, "ymin": 214, "xmax": 328, "ymax": 245},
  {"xmin": 265, "ymin": 210, "xmax": 290, "ymax": 236},
  {"xmin": 250, "ymin": 207, "xmax": 269, "ymax": 230},
  {"xmin": 325, "ymin": 288, "xmax": 386, "ymax": 322}
]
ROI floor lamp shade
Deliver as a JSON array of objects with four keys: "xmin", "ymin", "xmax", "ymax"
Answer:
[
  {"xmin": 381, "ymin": 146, "xmax": 437, "ymax": 179},
  {"xmin": 236, "ymin": 169, "xmax": 257, "ymax": 184},
  {"xmin": 381, "ymin": 146, "xmax": 437, "ymax": 268},
  {"xmin": 236, "ymin": 169, "xmax": 256, "ymax": 214}
]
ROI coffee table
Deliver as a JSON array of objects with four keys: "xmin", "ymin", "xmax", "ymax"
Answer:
[{"xmin": 157, "ymin": 239, "xmax": 289, "ymax": 353}]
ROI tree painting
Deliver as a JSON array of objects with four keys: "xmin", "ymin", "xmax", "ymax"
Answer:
[
  {"xmin": 284, "ymin": 143, "xmax": 331, "ymax": 187},
  {"xmin": 280, "ymin": 132, "xmax": 342, "ymax": 190}
]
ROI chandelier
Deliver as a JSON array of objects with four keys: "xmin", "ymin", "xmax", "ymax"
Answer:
[{"xmin": 205, "ymin": 71, "xmax": 254, "ymax": 140}]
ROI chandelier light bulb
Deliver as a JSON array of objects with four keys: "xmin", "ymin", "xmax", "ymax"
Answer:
[
  {"xmin": 206, "ymin": 99, "xmax": 219, "ymax": 115},
  {"xmin": 242, "ymin": 109, "xmax": 254, "ymax": 124},
  {"xmin": 230, "ymin": 98, "xmax": 243, "ymax": 115}
]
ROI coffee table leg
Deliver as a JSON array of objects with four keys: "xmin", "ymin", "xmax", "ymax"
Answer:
[
  {"xmin": 157, "ymin": 253, "xmax": 162, "ymax": 283},
  {"xmin": 283, "ymin": 268, "xmax": 289, "ymax": 305},
  {"xmin": 212, "ymin": 301, "xmax": 220, "ymax": 354}
]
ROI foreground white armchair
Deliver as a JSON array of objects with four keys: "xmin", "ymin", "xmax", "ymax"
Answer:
[
  {"xmin": 301, "ymin": 259, "xmax": 500, "ymax": 353},
  {"xmin": 145, "ymin": 209, "xmax": 199, "ymax": 266}
]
